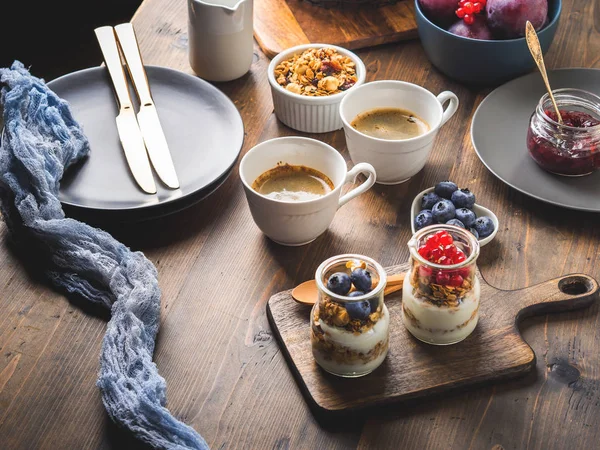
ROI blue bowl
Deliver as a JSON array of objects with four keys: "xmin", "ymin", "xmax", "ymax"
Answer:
[{"xmin": 415, "ymin": 0, "xmax": 562, "ymax": 86}]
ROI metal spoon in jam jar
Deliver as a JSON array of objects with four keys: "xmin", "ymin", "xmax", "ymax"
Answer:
[{"xmin": 525, "ymin": 20, "xmax": 563, "ymax": 125}]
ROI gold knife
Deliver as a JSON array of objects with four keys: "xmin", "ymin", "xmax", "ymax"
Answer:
[
  {"xmin": 114, "ymin": 23, "xmax": 180, "ymax": 190},
  {"xmin": 94, "ymin": 26, "xmax": 157, "ymax": 195}
]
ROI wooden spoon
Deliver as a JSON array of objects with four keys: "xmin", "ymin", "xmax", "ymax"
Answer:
[
  {"xmin": 525, "ymin": 20, "xmax": 563, "ymax": 124},
  {"xmin": 292, "ymin": 273, "xmax": 406, "ymax": 306}
]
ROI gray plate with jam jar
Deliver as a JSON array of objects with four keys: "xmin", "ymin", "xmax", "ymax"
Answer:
[{"xmin": 471, "ymin": 68, "xmax": 600, "ymax": 212}]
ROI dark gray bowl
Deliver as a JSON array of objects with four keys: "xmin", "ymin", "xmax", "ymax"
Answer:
[{"xmin": 415, "ymin": 0, "xmax": 562, "ymax": 86}]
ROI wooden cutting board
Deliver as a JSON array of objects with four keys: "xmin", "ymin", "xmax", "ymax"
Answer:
[
  {"xmin": 266, "ymin": 263, "xmax": 599, "ymax": 414},
  {"xmin": 254, "ymin": 0, "xmax": 418, "ymax": 59}
]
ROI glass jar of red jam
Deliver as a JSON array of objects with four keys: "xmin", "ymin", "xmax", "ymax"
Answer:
[{"xmin": 527, "ymin": 89, "xmax": 600, "ymax": 176}]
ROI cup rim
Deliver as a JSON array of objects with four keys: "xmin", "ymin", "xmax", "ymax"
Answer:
[
  {"xmin": 267, "ymin": 43, "xmax": 367, "ymax": 105},
  {"xmin": 239, "ymin": 136, "xmax": 346, "ymax": 205},
  {"xmin": 339, "ymin": 80, "xmax": 446, "ymax": 144}
]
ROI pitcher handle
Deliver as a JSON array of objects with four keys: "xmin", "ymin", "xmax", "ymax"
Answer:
[{"xmin": 338, "ymin": 163, "xmax": 377, "ymax": 208}]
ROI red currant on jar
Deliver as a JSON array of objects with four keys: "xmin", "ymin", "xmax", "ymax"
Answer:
[{"xmin": 527, "ymin": 89, "xmax": 600, "ymax": 177}]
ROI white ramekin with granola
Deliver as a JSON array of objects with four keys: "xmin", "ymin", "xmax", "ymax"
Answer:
[
  {"xmin": 311, "ymin": 254, "xmax": 389, "ymax": 377},
  {"xmin": 267, "ymin": 43, "xmax": 366, "ymax": 133}
]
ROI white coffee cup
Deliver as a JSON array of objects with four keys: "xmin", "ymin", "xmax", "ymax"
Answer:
[
  {"xmin": 239, "ymin": 137, "xmax": 377, "ymax": 246},
  {"xmin": 339, "ymin": 80, "xmax": 459, "ymax": 185}
]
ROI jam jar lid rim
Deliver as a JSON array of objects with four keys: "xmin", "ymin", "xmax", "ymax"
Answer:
[
  {"xmin": 537, "ymin": 88, "xmax": 600, "ymax": 132},
  {"xmin": 315, "ymin": 253, "xmax": 387, "ymax": 303},
  {"xmin": 408, "ymin": 224, "xmax": 480, "ymax": 270}
]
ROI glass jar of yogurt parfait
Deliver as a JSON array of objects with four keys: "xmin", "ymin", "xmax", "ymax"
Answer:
[
  {"xmin": 311, "ymin": 254, "xmax": 389, "ymax": 377},
  {"xmin": 402, "ymin": 225, "xmax": 480, "ymax": 345}
]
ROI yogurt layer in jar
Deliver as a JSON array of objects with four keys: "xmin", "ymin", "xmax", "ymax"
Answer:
[
  {"xmin": 402, "ymin": 225, "xmax": 480, "ymax": 345},
  {"xmin": 311, "ymin": 254, "xmax": 389, "ymax": 377}
]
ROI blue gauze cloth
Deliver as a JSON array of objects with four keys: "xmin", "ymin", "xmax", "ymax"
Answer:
[{"xmin": 0, "ymin": 62, "xmax": 209, "ymax": 450}]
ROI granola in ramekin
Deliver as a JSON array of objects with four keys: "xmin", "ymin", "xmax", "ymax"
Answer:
[{"xmin": 274, "ymin": 47, "xmax": 358, "ymax": 96}]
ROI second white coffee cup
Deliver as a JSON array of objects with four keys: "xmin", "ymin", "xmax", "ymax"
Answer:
[
  {"xmin": 239, "ymin": 137, "xmax": 376, "ymax": 246},
  {"xmin": 340, "ymin": 80, "xmax": 459, "ymax": 184}
]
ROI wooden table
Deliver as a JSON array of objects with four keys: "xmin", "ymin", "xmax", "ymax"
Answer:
[{"xmin": 1, "ymin": 0, "xmax": 599, "ymax": 448}]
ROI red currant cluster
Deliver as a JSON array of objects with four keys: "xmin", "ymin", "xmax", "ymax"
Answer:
[
  {"xmin": 417, "ymin": 231, "xmax": 469, "ymax": 287},
  {"xmin": 455, "ymin": 0, "xmax": 486, "ymax": 25}
]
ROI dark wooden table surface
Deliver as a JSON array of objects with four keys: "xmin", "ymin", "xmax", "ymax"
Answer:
[{"xmin": 1, "ymin": 0, "xmax": 599, "ymax": 448}]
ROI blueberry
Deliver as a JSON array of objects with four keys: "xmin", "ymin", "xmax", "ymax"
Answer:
[
  {"xmin": 474, "ymin": 216, "xmax": 495, "ymax": 238},
  {"xmin": 421, "ymin": 192, "xmax": 441, "ymax": 210},
  {"xmin": 369, "ymin": 297, "xmax": 380, "ymax": 312},
  {"xmin": 345, "ymin": 300, "xmax": 371, "ymax": 321},
  {"xmin": 451, "ymin": 188, "xmax": 476, "ymax": 209},
  {"xmin": 348, "ymin": 291, "xmax": 365, "ymax": 297},
  {"xmin": 455, "ymin": 208, "xmax": 477, "ymax": 228},
  {"xmin": 434, "ymin": 181, "xmax": 458, "ymax": 199},
  {"xmin": 327, "ymin": 272, "xmax": 351, "ymax": 295},
  {"xmin": 351, "ymin": 268, "xmax": 372, "ymax": 292},
  {"xmin": 431, "ymin": 199, "xmax": 456, "ymax": 223},
  {"xmin": 469, "ymin": 227, "xmax": 480, "ymax": 239},
  {"xmin": 446, "ymin": 218, "xmax": 466, "ymax": 228},
  {"xmin": 414, "ymin": 210, "xmax": 434, "ymax": 230}
]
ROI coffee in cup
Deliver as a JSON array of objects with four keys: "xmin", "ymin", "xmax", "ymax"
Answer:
[
  {"xmin": 252, "ymin": 164, "xmax": 334, "ymax": 202},
  {"xmin": 350, "ymin": 107, "xmax": 430, "ymax": 140}
]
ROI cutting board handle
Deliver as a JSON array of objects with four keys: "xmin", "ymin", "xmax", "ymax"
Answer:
[{"xmin": 513, "ymin": 273, "xmax": 599, "ymax": 320}]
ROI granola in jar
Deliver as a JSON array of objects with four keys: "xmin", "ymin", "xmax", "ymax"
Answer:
[
  {"xmin": 402, "ymin": 225, "xmax": 480, "ymax": 345},
  {"xmin": 311, "ymin": 255, "xmax": 389, "ymax": 377},
  {"xmin": 274, "ymin": 47, "xmax": 358, "ymax": 97}
]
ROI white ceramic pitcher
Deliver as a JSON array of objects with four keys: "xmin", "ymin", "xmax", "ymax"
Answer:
[{"xmin": 187, "ymin": 0, "xmax": 253, "ymax": 82}]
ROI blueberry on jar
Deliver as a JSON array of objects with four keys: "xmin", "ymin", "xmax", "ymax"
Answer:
[
  {"xmin": 434, "ymin": 181, "xmax": 458, "ymax": 199},
  {"xmin": 345, "ymin": 300, "xmax": 371, "ymax": 321},
  {"xmin": 431, "ymin": 199, "xmax": 456, "ymax": 223},
  {"xmin": 327, "ymin": 272, "xmax": 352, "ymax": 295},
  {"xmin": 348, "ymin": 291, "xmax": 365, "ymax": 297},
  {"xmin": 351, "ymin": 268, "xmax": 372, "ymax": 292}
]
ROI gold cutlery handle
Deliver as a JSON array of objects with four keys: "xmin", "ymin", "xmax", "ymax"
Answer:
[
  {"xmin": 94, "ymin": 26, "xmax": 133, "ymax": 111},
  {"xmin": 525, "ymin": 21, "xmax": 563, "ymax": 124},
  {"xmin": 114, "ymin": 23, "xmax": 153, "ymax": 107}
]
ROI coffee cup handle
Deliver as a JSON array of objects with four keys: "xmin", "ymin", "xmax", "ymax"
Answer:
[
  {"xmin": 338, "ymin": 163, "xmax": 377, "ymax": 208},
  {"xmin": 437, "ymin": 91, "xmax": 459, "ymax": 127}
]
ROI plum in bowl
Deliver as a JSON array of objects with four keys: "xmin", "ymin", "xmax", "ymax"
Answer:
[{"xmin": 415, "ymin": 0, "xmax": 562, "ymax": 85}]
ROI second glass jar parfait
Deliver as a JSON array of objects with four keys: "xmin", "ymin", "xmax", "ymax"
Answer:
[
  {"xmin": 402, "ymin": 225, "xmax": 480, "ymax": 345},
  {"xmin": 311, "ymin": 254, "xmax": 389, "ymax": 378}
]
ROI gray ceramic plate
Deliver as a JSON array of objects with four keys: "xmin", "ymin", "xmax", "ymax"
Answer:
[
  {"xmin": 47, "ymin": 65, "xmax": 244, "ymax": 212},
  {"xmin": 471, "ymin": 68, "xmax": 600, "ymax": 212}
]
